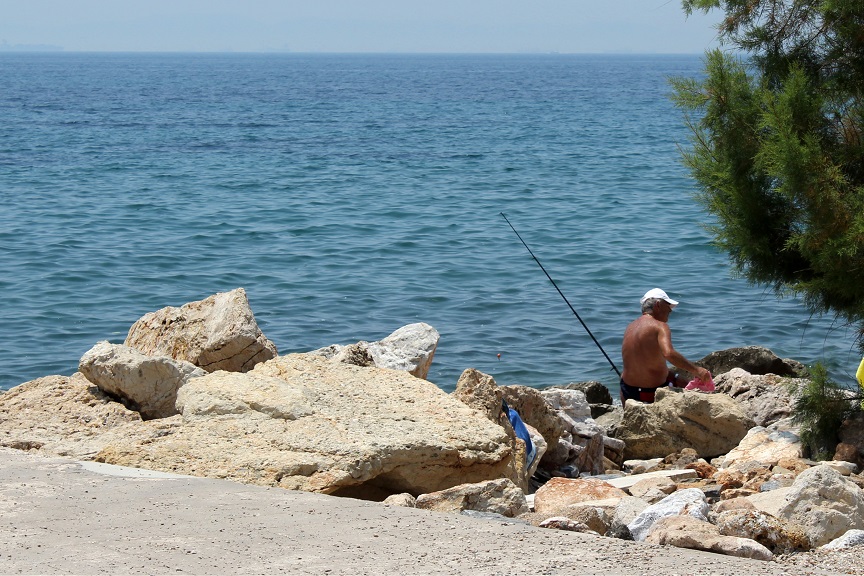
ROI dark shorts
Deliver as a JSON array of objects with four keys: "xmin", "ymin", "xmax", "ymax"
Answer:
[{"xmin": 620, "ymin": 375, "xmax": 675, "ymax": 404}]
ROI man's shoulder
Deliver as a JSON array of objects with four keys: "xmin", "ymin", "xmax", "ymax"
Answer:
[
  {"xmin": 632, "ymin": 314, "xmax": 659, "ymax": 327},
  {"xmin": 634, "ymin": 314, "xmax": 668, "ymax": 333}
]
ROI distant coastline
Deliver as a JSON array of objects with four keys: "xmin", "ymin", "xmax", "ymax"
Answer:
[
  {"xmin": 0, "ymin": 47, "xmax": 709, "ymax": 57},
  {"xmin": 0, "ymin": 42, "xmax": 63, "ymax": 52}
]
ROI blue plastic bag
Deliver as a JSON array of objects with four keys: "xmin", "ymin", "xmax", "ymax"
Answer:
[{"xmin": 506, "ymin": 406, "xmax": 536, "ymax": 469}]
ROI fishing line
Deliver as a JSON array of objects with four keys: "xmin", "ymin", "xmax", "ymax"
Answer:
[{"xmin": 500, "ymin": 212, "xmax": 621, "ymax": 377}]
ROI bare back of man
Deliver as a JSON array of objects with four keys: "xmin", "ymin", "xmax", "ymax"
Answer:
[
  {"xmin": 621, "ymin": 314, "xmax": 672, "ymax": 389},
  {"xmin": 620, "ymin": 291, "xmax": 711, "ymax": 405}
]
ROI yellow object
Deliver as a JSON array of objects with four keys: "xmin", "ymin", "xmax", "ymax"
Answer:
[{"xmin": 858, "ymin": 358, "xmax": 864, "ymax": 409}]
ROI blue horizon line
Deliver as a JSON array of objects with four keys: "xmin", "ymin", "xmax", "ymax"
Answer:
[{"xmin": 0, "ymin": 49, "xmax": 711, "ymax": 57}]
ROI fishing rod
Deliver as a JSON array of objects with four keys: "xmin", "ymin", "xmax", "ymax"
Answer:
[{"xmin": 500, "ymin": 212, "xmax": 621, "ymax": 378}]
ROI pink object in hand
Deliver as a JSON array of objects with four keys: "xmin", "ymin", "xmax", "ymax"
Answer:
[{"xmin": 685, "ymin": 375, "xmax": 715, "ymax": 393}]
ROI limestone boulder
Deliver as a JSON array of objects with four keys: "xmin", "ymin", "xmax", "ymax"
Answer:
[
  {"xmin": 714, "ymin": 509, "xmax": 811, "ymax": 553},
  {"xmin": 366, "ymin": 323, "xmax": 439, "ymax": 379},
  {"xmin": 546, "ymin": 503, "xmax": 612, "ymax": 535},
  {"xmin": 776, "ymin": 457, "xmax": 815, "ymax": 475},
  {"xmin": 538, "ymin": 517, "xmax": 596, "ymax": 533},
  {"xmin": 312, "ymin": 323, "xmax": 439, "ymax": 379},
  {"xmin": 79, "ymin": 341, "xmax": 205, "ymax": 419},
  {"xmin": 718, "ymin": 420, "xmax": 803, "ymax": 469},
  {"xmin": 551, "ymin": 381, "xmax": 613, "ymax": 405},
  {"xmin": 740, "ymin": 465, "xmax": 774, "ymax": 492},
  {"xmin": 721, "ymin": 487, "xmax": 757, "ymax": 500},
  {"xmin": 500, "ymin": 385, "xmax": 565, "ymax": 450},
  {"xmin": 540, "ymin": 388, "xmax": 607, "ymax": 475},
  {"xmin": 573, "ymin": 433, "xmax": 606, "ymax": 476},
  {"xmin": 524, "ymin": 423, "xmax": 547, "ymax": 478},
  {"xmin": 603, "ymin": 436, "xmax": 626, "ymax": 469},
  {"xmin": 685, "ymin": 460, "xmax": 717, "ymax": 479},
  {"xmin": 415, "ymin": 478, "xmax": 528, "ymax": 517},
  {"xmin": 629, "ymin": 476, "xmax": 677, "ymax": 503},
  {"xmin": 627, "ymin": 488, "xmax": 710, "ymax": 541},
  {"xmin": 714, "ymin": 368, "xmax": 801, "ymax": 427},
  {"xmin": 533, "ymin": 477, "xmax": 628, "ymax": 514},
  {"xmin": 452, "ymin": 368, "xmax": 528, "ymax": 491},
  {"xmin": 757, "ymin": 474, "xmax": 796, "ymax": 492},
  {"xmin": 822, "ymin": 529, "xmax": 864, "ymax": 549},
  {"xmin": 713, "ymin": 497, "xmax": 756, "ymax": 514},
  {"xmin": 631, "ymin": 487, "xmax": 668, "ymax": 505},
  {"xmin": 821, "ymin": 460, "xmax": 859, "ymax": 476},
  {"xmin": 605, "ymin": 469, "xmax": 699, "ymax": 492},
  {"xmin": 452, "ymin": 368, "xmax": 504, "ymax": 423},
  {"xmin": 623, "ymin": 458, "xmax": 664, "ymax": 474},
  {"xmin": 611, "ymin": 496, "xmax": 650, "ymax": 530},
  {"xmin": 124, "ymin": 288, "xmax": 277, "ymax": 373},
  {"xmin": 0, "ymin": 373, "xmax": 144, "ymax": 459},
  {"xmin": 694, "ymin": 346, "xmax": 806, "ymax": 378},
  {"xmin": 775, "ymin": 464, "xmax": 864, "ymax": 547},
  {"xmin": 594, "ymin": 404, "xmax": 623, "ymax": 432},
  {"xmin": 525, "ymin": 497, "xmax": 615, "ymax": 534},
  {"xmin": 745, "ymin": 487, "xmax": 795, "ymax": 517},
  {"xmin": 616, "ymin": 388, "xmax": 755, "ymax": 460},
  {"xmin": 541, "ymin": 388, "xmax": 592, "ymax": 421},
  {"xmin": 93, "ymin": 354, "xmax": 518, "ymax": 497},
  {"xmin": 175, "ymin": 370, "xmax": 315, "ymax": 420},
  {"xmin": 382, "ymin": 493, "xmax": 416, "ymax": 507},
  {"xmin": 665, "ymin": 447, "xmax": 700, "ymax": 468},
  {"xmin": 645, "ymin": 516, "xmax": 773, "ymax": 561},
  {"xmin": 314, "ymin": 342, "xmax": 375, "ymax": 367}
]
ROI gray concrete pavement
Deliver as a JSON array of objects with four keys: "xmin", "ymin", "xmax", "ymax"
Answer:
[{"xmin": 0, "ymin": 447, "xmax": 831, "ymax": 575}]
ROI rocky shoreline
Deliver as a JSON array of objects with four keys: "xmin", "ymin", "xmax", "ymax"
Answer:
[{"xmin": 2, "ymin": 287, "xmax": 864, "ymax": 573}]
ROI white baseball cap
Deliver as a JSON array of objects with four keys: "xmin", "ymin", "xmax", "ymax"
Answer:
[{"xmin": 640, "ymin": 288, "xmax": 679, "ymax": 308}]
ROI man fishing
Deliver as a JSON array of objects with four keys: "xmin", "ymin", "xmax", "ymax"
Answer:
[{"xmin": 620, "ymin": 288, "xmax": 711, "ymax": 405}]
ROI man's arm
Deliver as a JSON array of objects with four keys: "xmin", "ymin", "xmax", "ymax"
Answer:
[{"xmin": 657, "ymin": 324, "xmax": 711, "ymax": 382}]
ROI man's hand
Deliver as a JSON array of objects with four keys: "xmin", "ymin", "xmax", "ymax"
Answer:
[{"xmin": 694, "ymin": 367, "xmax": 712, "ymax": 384}]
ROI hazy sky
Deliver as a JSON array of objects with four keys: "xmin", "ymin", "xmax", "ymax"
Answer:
[{"xmin": 1, "ymin": 0, "xmax": 723, "ymax": 53}]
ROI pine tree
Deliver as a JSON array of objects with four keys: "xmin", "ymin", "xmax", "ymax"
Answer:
[{"xmin": 672, "ymin": 0, "xmax": 864, "ymax": 343}]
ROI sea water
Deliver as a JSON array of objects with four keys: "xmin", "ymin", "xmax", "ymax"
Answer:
[{"xmin": 0, "ymin": 52, "xmax": 857, "ymax": 393}]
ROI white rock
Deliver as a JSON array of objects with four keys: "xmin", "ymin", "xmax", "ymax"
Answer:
[
  {"xmin": 745, "ymin": 487, "xmax": 795, "ymax": 517},
  {"xmin": 79, "ymin": 341, "xmax": 205, "ymax": 419},
  {"xmin": 627, "ymin": 488, "xmax": 709, "ymax": 541},
  {"xmin": 612, "ymin": 496, "xmax": 650, "ymax": 528},
  {"xmin": 819, "ymin": 460, "xmax": 858, "ymax": 476},
  {"xmin": 415, "ymin": 478, "xmax": 528, "ymax": 517},
  {"xmin": 719, "ymin": 422, "xmax": 802, "ymax": 469},
  {"xmin": 525, "ymin": 423, "xmax": 546, "ymax": 477},
  {"xmin": 382, "ymin": 493, "xmax": 416, "ymax": 508},
  {"xmin": 606, "ymin": 469, "xmax": 698, "ymax": 491},
  {"xmin": 822, "ymin": 529, "xmax": 864, "ymax": 550},
  {"xmin": 312, "ymin": 323, "xmax": 440, "ymax": 379},
  {"xmin": 714, "ymin": 368, "xmax": 799, "ymax": 427},
  {"xmin": 366, "ymin": 322, "xmax": 440, "ymax": 379},
  {"xmin": 124, "ymin": 288, "xmax": 277, "ymax": 373},
  {"xmin": 540, "ymin": 389, "xmax": 593, "ymax": 421},
  {"xmin": 776, "ymin": 465, "xmax": 864, "ymax": 547}
]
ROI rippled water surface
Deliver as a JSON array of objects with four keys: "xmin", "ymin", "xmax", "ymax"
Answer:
[{"xmin": 1, "ymin": 53, "xmax": 857, "ymax": 392}]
